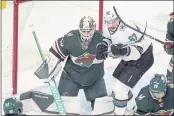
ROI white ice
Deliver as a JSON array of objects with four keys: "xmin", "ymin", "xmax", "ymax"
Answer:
[{"xmin": 1, "ymin": 1, "xmax": 173, "ymax": 115}]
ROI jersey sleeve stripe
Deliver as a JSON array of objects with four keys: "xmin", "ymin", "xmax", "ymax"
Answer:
[
  {"xmin": 49, "ymin": 47, "xmax": 64, "ymax": 61},
  {"xmin": 54, "ymin": 41, "xmax": 66, "ymax": 59},
  {"xmin": 169, "ymin": 62, "xmax": 174, "ymax": 67}
]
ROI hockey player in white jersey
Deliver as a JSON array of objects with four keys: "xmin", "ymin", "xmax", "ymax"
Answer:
[{"xmin": 95, "ymin": 8, "xmax": 154, "ymax": 115}]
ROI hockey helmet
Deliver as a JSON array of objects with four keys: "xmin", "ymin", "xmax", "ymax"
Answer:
[
  {"xmin": 104, "ymin": 9, "xmax": 118, "ymax": 22},
  {"xmin": 79, "ymin": 16, "xmax": 96, "ymax": 41},
  {"xmin": 104, "ymin": 9, "xmax": 120, "ymax": 33},
  {"xmin": 3, "ymin": 97, "xmax": 23, "ymax": 115},
  {"xmin": 149, "ymin": 73, "xmax": 167, "ymax": 100}
]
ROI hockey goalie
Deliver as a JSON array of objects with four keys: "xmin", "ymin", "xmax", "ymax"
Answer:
[{"xmin": 3, "ymin": 16, "xmax": 115, "ymax": 115}]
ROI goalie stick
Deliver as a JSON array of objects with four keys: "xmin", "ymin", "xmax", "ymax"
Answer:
[
  {"xmin": 30, "ymin": 25, "xmax": 67, "ymax": 115},
  {"xmin": 113, "ymin": 6, "xmax": 174, "ymax": 48}
]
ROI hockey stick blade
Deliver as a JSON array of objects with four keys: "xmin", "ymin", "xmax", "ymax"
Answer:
[{"xmin": 113, "ymin": 6, "xmax": 165, "ymax": 45}]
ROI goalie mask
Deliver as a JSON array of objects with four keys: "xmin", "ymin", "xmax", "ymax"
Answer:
[
  {"xmin": 79, "ymin": 16, "xmax": 96, "ymax": 50},
  {"xmin": 149, "ymin": 73, "xmax": 167, "ymax": 100},
  {"xmin": 104, "ymin": 10, "xmax": 120, "ymax": 34}
]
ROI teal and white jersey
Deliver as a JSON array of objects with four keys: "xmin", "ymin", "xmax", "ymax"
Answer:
[{"xmin": 103, "ymin": 21, "xmax": 152, "ymax": 61}]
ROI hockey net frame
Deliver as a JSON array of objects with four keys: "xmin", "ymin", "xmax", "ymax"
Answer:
[{"xmin": 11, "ymin": 0, "xmax": 104, "ymax": 95}]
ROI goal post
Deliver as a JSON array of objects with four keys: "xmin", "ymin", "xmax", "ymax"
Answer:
[
  {"xmin": 7, "ymin": 1, "xmax": 104, "ymax": 95},
  {"xmin": 12, "ymin": 0, "xmax": 19, "ymax": 95}
]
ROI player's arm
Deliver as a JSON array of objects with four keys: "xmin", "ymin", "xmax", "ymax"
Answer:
[
  {"xmin": 134, "ymin": 88, "xmax": 151, "ymax": 115},
  {"xmin": 110, "ymin": 30, "xmax": 145, "ymax": 61},
  {"xmin": 96, "ymin": 32, "xmax": 112, "ymax": 60},
  {"xmin": 125, "ymin": 92, "xmax": 150, "ymax": 115},
  {"xmin": 49, "ymin": 36, "xmax": 69, "ymax": 61},
  {"xmin": 164, "ymin": 12, "xmax": 174, "ymax": 55},
  {"xmin": 34, "ymin": 36, "xmax": 69, "ymax": 80},
  {"xmin": 122, "ymin": 41, "xmax": 144, "ymax": 61}
]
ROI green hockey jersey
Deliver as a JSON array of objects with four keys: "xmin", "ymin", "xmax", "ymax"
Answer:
[
  {"xmin": 165, "ymin": 12, "xmax": 174, "ymax": 88},
  {"xmin": 135, "ymin": 85, "xmax": 174, "ymax": 115},
  {"xmin": 49, "ymin": 29, "xmax": 106, "ymax": 86}
]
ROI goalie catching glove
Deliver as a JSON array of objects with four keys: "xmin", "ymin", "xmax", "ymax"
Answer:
[{"xmin": 96, "ymin": 38, "xmax": 111, "ymax": 60}]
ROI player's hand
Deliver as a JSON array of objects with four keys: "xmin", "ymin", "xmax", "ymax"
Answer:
[
  {"xmin": 96, "ymin": 41, "xmax": 108, "ymax": 60},
  {"xmin": 163, "ymin": 41, "xmax": 174, "ymax": 55},
  {"xmin": 111, "ymin": 43, "xmax": 130, "ymax": 56},
  {"xmin": 164, "ymin": 41, "xmax": 174, "ymax": 49}
]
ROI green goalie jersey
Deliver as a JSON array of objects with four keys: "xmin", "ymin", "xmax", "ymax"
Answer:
[
  {"xmin": 49, "ymin": 29, "xmax": 105, "ymax": 86},
  {"xmin": 165, "ymin": 12, "xmax": 174, "ymax": 88}
]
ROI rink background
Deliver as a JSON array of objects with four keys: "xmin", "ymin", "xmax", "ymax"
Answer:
[{"xmin": 1, "ymin": 1, "xmax": 172, "ymax": 115}]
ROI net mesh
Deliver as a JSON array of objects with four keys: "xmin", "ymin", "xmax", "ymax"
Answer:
[{"xmin": 2, "ymin": 1, "xmax": 101, "ymax": 96}]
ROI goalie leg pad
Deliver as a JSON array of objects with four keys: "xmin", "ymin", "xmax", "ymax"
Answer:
[
  {"xmin": 61, "ymin": 96, "xmax": 80, "ymax": 115},
  {"xmin": 92, "ymin": 96, "xmax": 115, "ymax": 115}
]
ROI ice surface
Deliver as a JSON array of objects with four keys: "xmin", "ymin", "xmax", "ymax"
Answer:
[{"xmin": 1, "ymin": 1, "xmax": 173, "ymax": 115}]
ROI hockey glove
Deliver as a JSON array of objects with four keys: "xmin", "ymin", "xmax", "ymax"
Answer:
[
  {"xmin": 96, "ymin": 41, "xmax": 109, "ymax": 60},
  {"xmin": 163, "ymin": 41, "xmax": 174, "ymax": 55},
  {"xmin": 111, "ymin": 43, "xmax": 130, "ymax": 56}
]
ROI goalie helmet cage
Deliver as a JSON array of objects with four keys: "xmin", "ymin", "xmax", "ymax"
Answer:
[{"xmin": 12, "ymin": 0, "xmax": 104, "ymax": 94}]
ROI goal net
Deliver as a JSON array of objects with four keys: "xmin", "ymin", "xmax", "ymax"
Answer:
[{"xmin": 2, "ymin": 1, "xmax": 104, "ymax": 96}]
